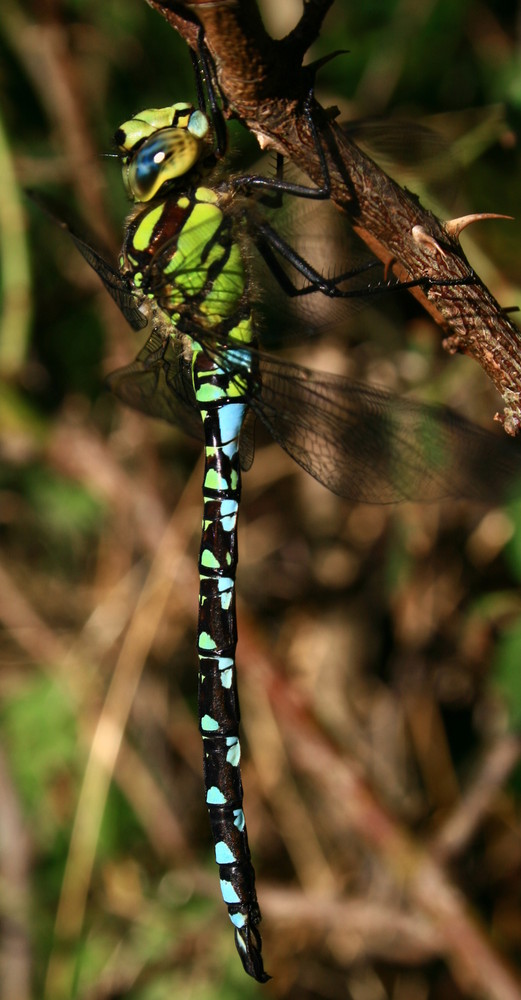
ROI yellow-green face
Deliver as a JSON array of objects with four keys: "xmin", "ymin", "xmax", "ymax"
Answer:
[{"xmin": 114, "ymin": 103, "xmax": 210, "ymax": 203}]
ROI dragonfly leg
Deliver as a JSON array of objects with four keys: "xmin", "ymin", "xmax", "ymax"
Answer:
[
  {"xmin": 190, "ymin": 25, "xmax": 228, "ymax": 159},
  {"xmin": 253, "ymin": 217, "xmax": 477, "ymax": 298}
]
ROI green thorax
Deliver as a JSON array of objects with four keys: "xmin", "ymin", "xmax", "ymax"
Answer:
[{"xmin": 122, "ymin": 187, "xmax": 248, "ymax": 327}]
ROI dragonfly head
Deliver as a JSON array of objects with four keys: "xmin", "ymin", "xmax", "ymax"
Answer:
[{"xmin": 114, "ymin": 103, "xmax": 210, "ymax": 202}]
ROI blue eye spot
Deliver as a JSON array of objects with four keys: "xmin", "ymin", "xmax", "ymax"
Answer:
[{"xmin": 135, "ymin": 146, "xmax": 161, "ymax": 187}]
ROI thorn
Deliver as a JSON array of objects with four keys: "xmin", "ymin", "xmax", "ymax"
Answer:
[
  {"xmin": 444, "ymin": 213, "xmax": 514, "ymax": 239},
  {"xmin": 257, "ymin": 134, "xmax": 272, "ymax": 151},
  {"xmin": 411, "ymin": 225, "xmax": 448, "ymax": 258},
  {"xmin": 306, "ymin": 50, "xmax": 350, "ymax": 76},
  {"xmin": 495, "ymin": 410, "xmax": 521, "ymax": 437}
]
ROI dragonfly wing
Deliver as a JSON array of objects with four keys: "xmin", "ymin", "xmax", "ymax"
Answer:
[
  {"xmin": 248, "ymin": 354, "xmax": 521, "ymax": 504},
  {"xmin": 67, "ymin": 230, "xmax": 148, "ymax": 331},
  {"xmin": 345, "ymin": 106, "xmax": 509, "ymax": 191},
  {"xmin": 27, "ymin": 190, "xmax": 147, "ymax": 331},
  {"xmin": 239, "ymin": 410, "xmax": 256, "ymax": 471},
  {"xmin": 107, "ymin": 328, "xmax": 202, "ymax": 441}
]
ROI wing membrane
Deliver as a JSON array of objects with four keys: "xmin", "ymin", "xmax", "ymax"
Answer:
[
  {"xmin": 106, "ymin": 325, "xmax": 256, "ymax": 469},
  {"xmin": 107, "ymin": 327, "xmax": 202, "ymax": 441},
  {"xmin": 31, "ymin": 190, "xmax": 520, "ymax": 505},
  {"xmin": 210, "ymin": 342, "xmax": 521, "ymax": 505},
  {"xmin": 27, "ymin": 190, "xmax": 147, "ymax": 331}
]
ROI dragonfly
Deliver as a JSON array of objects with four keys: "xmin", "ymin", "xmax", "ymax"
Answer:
[{"xmin": 33, "ymin": 90, "xmax": 521, "ymax": 983}]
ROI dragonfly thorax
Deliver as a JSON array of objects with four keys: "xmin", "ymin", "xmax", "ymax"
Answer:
[{"xmin": 115, "ymin": 104, "xmax": 211, "ymax": 203}]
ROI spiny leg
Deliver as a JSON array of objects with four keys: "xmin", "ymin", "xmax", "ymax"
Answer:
[{"xmin": 253, "ymin": 218, "xmax": 477, "ymax": 298}]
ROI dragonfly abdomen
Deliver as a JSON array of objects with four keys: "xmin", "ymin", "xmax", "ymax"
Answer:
[{"xmin": 194, "ymin": 352, "xmax": 268, "ymax": 979}]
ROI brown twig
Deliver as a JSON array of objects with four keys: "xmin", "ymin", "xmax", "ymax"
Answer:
[
  {"xmin": 0, "ymin": 747, "xmax": 32, "ymax": 1000},
  {"xmin": 2, "ymin": 1, "xmax": 113, "ymax": 247},
  {"xmin": 145, "ymin": 0, "xmax": 521, "ymax": 434},
  {"xmin": 259, "ymin": 889, "xmax": 444, "ymax": 964},
  {"xmin": 431, "ymin": 733, "xmax": 521, "ymax": 865}
]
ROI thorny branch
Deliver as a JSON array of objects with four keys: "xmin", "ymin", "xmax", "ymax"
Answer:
[{"xmin": 145, "ymin": 0, "xmax": 521, "ymax": 435}]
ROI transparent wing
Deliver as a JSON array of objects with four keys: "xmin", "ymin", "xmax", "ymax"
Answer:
[
  {"xmin": 344, "ymin": 118, "xmax": 455, "ymax": 188},
  {"xmin": 26, "ymin": 190, "xmax": 147, "ymax": 331},
  {"xmin": 345, "ymin": 106, "xmax": 509, "ymax": 191},
  {"xmin": 107, "ymin": 327, "xmax": 203, "ymax": 441},
  {"xmin": 247, "ymin": 353, "xmax": 521, "ymax": 504},
  {"xmin": 67, "ymin": 230, "xmax": 148, "ymax": 331},
  {"xmin": 107, "ymin": 321, "xmax": 521, "ymax": 505},
  {"xmin": 107, "ymin": 325, "xmax": 257, "ymax": 468},
  {"xmin": 32, "ymin": 186, "xmax": 519, "ymax": 505},
  {"xmin": 238, "ymin": 410, "xmax": 257, "ymax": 472}
]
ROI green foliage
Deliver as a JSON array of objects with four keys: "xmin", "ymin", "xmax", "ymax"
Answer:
[
  {"xmin": 493, "ymin": 620, "xmax": 521, "ymax": 729},
  {"xmin": 1, "ymin": 675, "xmax": 79, "ymax": 839},
  {"xmin": 24, "ymin": 466, "xmax": 104, "ymax": 540}
]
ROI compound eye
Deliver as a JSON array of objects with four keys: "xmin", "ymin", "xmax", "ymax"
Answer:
[{"xmin": 125, "ymin": 127, "xmax": 203, "ymax": 202}]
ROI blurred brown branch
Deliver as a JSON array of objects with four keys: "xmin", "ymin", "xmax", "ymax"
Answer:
[
  {"xmin": 237, "ymin": 611, "xmax": 521, "ymax": 1000},
  {"xmin": 431, "ymin": 733, "xmax": 521, "ymax": 865},
  {"xmin": 0, "ymin": 746, "xmax": 32, "ymax": 1000}
]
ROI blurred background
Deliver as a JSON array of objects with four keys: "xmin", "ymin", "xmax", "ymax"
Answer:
[{"xmin": 1, "ymin": 1, "xmax": 521, "ymax": 997}]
